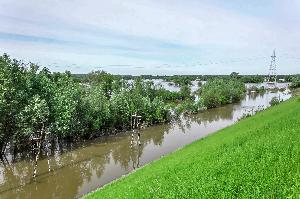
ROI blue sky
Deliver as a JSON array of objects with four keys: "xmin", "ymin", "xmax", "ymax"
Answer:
[{"xmin": 0, "ymin": 0, "xmax": 300, "ymax": 75}]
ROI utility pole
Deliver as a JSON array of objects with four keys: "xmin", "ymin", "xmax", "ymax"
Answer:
[
  {"xmin": 130, "ymin": 112, "xmax": 142, "ymax": 148},
  {"xmin": 32, "ymin": 126, "xmax": 51, "ymax": 178},
  {"xmin": 130, "ymin": 112, "xmax": 142, "ymax": 169}
]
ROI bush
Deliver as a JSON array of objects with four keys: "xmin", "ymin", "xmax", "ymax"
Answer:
[
  {"xmin": 248, "ymin": 86, "xmax": 265, "ymax": 94},
  {"xmin": 269, "ymin": 97, "xmax": 281, "ymax": 106},
  {"xmin": 201, "ymin": 79, "xmax": 245, "ymax": 108},
  {"xmin": 179, "ymin": 85, "xmax": 192, "ymax": 100},
  {"xmin": 174, "ymin": 99, "xmax": 206, "ymax": 115},
  {"xmin": 290, "ymin": 76, "xmax": 300, "ymax": 88}
]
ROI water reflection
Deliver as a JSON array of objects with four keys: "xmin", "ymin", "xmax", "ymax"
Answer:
[{"xmin": 0, "ymin": 87, "xmax": 293, "ymax": 199}]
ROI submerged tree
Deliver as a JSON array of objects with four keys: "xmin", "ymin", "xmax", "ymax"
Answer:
[
  {"xmin": 0, "ymin": 54, "xmax": 27, "ymax": 153},
  {"xmin": 201, "ymin": 79, "xmax": 245, "ymax": 108},
  {"xmin": 16, "ymin": 95, "xmax": 49, "ymax": 146}
]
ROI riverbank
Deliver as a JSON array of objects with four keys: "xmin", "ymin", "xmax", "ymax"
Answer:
[{"xmin": 85, "ymin": 96, "xmax": 300, "ymax": 198}]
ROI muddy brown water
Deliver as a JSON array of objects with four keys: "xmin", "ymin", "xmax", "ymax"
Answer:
[{"xmin": 0, "ymin": 88, "xmax": 292, "ymax": 198}]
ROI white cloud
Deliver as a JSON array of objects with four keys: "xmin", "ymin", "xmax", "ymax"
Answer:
[{"xmin": 0, "ymin": 0, "xmax": 300, "ymax": 74}]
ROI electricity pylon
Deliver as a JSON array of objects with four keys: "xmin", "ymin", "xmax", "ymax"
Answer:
[{"xmin": 267, "ymin": 49, "xmax": 277, "ymax": 84}]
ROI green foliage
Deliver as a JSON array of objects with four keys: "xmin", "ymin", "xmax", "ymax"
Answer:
[
  {"xmin": 16, "ymin": 95, "xmax": 49, "ymax": 143},
  {"xmin": 110, "ymin": 91, "xmax": 131, "ymax": 129},
  {"xmin": 75, "ymin": 74, "xmax": 295, "ymax": 84},
  {"xmin": 82, "ymin": 85, "xmax": 111, "ymax": 133},
  {"xmin": 0, "ymin": 54, "xmax": 27, "ymax": 152},
  {"xmin": 179, "ymin": 85, "xmax": 192, "ymax": 100},
  {"xmin": 50, "ymin": 73, "xmax": 82, "ymax": 137},
  {"xmin": 290, "ymin": 76, "xmax": 300, "ymax": 88},
  {"xmin": 85, "ymin": 97, "xmax": 300, "ymax": 199},
  {"xmin": 174, "ymin": 99, "xmax": 206, "ymax": 115},
  {"xmin": 229, "ymin": 71, "xmax": 240, "ymax": 79},
  {"xmin": 176, "ymin": 101, "xmax": 197, "ymax": 114},
  {"xmin": 0, "ymin": 55, "xmax": 86, "ymax": 149},
  {"xmin": 0, "ymin": 54, "xmax": 250, "ymax": 152},
  {"xmin": 248, "ymin": 85, "xmax": 265, "ymax": 94},
  {"xmin": 84, "ymin": 70, "xmax": 116, "ymax": 98},
  {"xmin": 240, "ymin": 75, "xmax": 264, "ymax": 83},
  {"xmin": 150, "ymin": 97, "xmax": 169, "ymax": 123},
  {"xmin": 201, "ymin": 79, "xmax": 246, "ymax": 108},
  {"xmin": 166, "ymin": 76, "xmax": 192, "ymax": 86},
  {"xmin": 269, "ymin": 96, "xmax": 281, "ymax": 106},
  {"xmin": 197, "ymin": 81, "xmax": 202, "ymax": 87},
  {"xmin": 155, "ymin": 88, "xmax": 182, "ymax": 101}
]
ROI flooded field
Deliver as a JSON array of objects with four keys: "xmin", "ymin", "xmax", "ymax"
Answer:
[{"xmin": 0, "ymin": 84, "xmax": 292, "ymax": 199}]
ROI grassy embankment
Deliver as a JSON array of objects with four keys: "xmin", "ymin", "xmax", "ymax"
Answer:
[{"xmin": 85, "ymin": 97, "xmax": 300, "ymax": 198}]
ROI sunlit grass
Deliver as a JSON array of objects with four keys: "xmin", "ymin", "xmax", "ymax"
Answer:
[{"xmin": 85, "ymin": 96, "xmax": 300, "ymax": 198}]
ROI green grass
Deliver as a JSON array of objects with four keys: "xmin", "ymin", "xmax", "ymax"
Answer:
[{"xmin": 85, "ymin": 97, "xmax": 300, "ymax": 198}]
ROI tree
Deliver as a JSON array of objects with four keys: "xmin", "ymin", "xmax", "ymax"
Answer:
[
  {"xmin": 110, "ymin": 91, "xmax": 131, "ymax": 129},
  {"xmin": 201, "ymin": 79, "xmax": 245, "ymax": 108},
  {"xmin": 84, "ymin": 85, "xmax": 111, "ymax": 133},
  {"xmin": 179, "ymin": 85, "xmax": 191, "ymax": 100},
  {"xmin": 230, "ymin": 72, "xmax": 240, "ymax": 79},
  {"xmin": 85, "ymin": 70, "xmax": 115, "ymax": 98},
  {"xmin": 50, "ymin": 73, "xmax": 82, "ymax": 138},
  {"xmin": 0, "ymin": 54, "xmax": 27, "ymax": 153},
  {"xmin": 290, "ymin": 76, "xmax": 300, "ymax": 88},
  {"xmin": 16, "ymin": 95, "xmax": 49, "ymax": 146}
]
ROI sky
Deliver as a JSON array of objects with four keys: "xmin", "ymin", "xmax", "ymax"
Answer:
[{"xmin": 0, "ymin": 0, "xmax": 300, "ymax": 75}]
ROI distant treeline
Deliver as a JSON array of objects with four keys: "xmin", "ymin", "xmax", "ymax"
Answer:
[{"xmin": 73, "ymin": 73, "xmax": 298, "ymax": 85}]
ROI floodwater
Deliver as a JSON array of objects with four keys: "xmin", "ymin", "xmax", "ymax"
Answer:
[
  {"xmin": 0, "ymin": 84, "xmax": 292, "ymax": 199},
  {"xmin": 127, "ymin": 79, "xmax": 204, "ymax": 92}
]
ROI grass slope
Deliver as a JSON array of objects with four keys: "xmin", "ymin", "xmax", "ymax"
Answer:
[{"xmin": 85, "ymin": 97, "xmax": 300, "ymax": 198}]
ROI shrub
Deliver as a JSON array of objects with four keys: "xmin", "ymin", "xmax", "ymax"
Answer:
[
  {"xmin": 269, "ymin": 97, "xmax": 281, "ymax": 106},
  {"xmin": 201, "ymin": 79, "xmax": 245, "ymax": 108},
  {"xmin": 290, "ymin": 76, "xmax": 300, "ymax": 88}
]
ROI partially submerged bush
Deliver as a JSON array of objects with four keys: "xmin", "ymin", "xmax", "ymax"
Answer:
[
  {"xmin": 290, "ymin": 76, "xmax": 300, "ymax": 88},
  {"xmin": 269, "ymin": 97, "xmax": 281, "ymax": 106},
  {"xmin": 174, "ymin": 99, "xmax": 206, "ymax": 115},
  {"xmin": 248, "ymin": 86, "xmax": 265, "ymax": 94},
  {"xmin": 197, "ymin": 81, "xmax": 203, "ymax": 87},
  {"xmin": 201, "ymin": 79, "xmax": 246, "ymax": 108}
]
